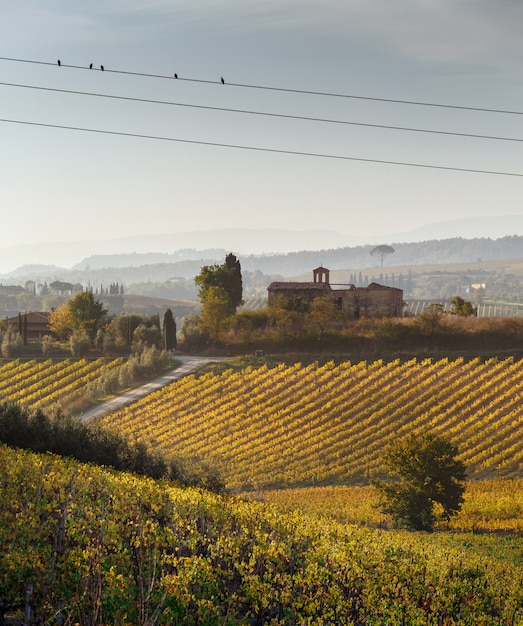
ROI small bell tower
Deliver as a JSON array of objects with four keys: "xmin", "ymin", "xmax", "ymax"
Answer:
[{"xmin": 313, "ymin": 266, "xmax": 330, "ymax": 285}]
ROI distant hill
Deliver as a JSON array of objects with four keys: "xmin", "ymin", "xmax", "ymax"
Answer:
[
  {"xmin": 2, "ymin": 214, "xmax": 522, "ymax": 274},
  {"xmin": 2, "ymin": 235, "xmax": 523, "ymax": 288},
  {"xmin": 0, "ymin": 228, "xmax": 357, "ymax": 273},
  {"xmin": 122, "ymin": 294, "xmax": 199, "ymax": 317},
  {"xmin": 71, "ymin": 249, "xmax": 229, "ymax": 270},
  {"xmin": 391, "ymin": 214, "xmax": 523, "ymax": 242}
]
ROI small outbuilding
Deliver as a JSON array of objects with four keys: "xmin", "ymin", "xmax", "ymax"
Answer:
[{"xmin": 4, "ymin": 311, "xmax": 52, "ymax": 339}]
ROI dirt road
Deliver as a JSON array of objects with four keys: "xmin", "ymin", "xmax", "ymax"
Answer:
[{"xmin": 80, "ymin": 355, "xmax": 227, "ymax": 421}]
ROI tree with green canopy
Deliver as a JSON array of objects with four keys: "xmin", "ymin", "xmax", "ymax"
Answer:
[
  {"xmin": 198, "ymin": 286, "xmax": 232, "ymax": 341},
  {"xmin": 49, "ymin": 291, "xmax": 107, "ymax": 341},
  {"xmin": 68, "ymin": 291, "xmax": 107, "ymax": 339},
  {"xmin": 373, "ymin": 433, "xmax": 466, "ymax": 531},
  {"xmin": 195, "ymin": 253, "xmax": 243, "ymax": 314},
  {"xmin": 450, "ymin": 295, "xmax": 475, "ymax": 316}
]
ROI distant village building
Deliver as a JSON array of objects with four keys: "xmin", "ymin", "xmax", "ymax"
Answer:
[
  {"xmin": 4, "ymin": 312, "xmax": 51, "ymax": 339},
  {"xmin": 49, "ymin": 281, "xmax": 78, "ymax": 295},
  {"xmin": 268, "ymin": 266, "xmax": 403, "ymax": 319},
  {"xmin": 0, "ymin": 285, "xmax": 26, "ymax": 296}
]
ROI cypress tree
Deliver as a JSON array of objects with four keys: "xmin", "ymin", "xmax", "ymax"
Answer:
[
  {"xmin": 225, "ymin": 253, "xmax": 243, "ymax": 311},
  {"xmin": 163, "ymin": 308, "xmax": 177, "ymax": 351}
]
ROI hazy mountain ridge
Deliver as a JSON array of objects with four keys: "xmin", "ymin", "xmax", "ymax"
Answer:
[
  {"xmin": 2, "ymin": 235, "xmax": 523, "ymax": 290},
  {"xmin": 398, "ymin": 215, "xmax": 523, "ymax": 242},
  {"xmin": 70, "ymin": 249, "xmax": 229, "ymax": 271},
  {"xmin": 0, "ymin": 229, "xmax": 355, "ymax": 274},
  {"xmin": 2, "ymin": 215, "xmax": 522, "ymax": 275}
]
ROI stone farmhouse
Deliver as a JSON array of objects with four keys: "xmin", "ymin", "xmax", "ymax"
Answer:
[{"xmin": 268, "ymin": 267, "xmax": 403, "ymax": 319}]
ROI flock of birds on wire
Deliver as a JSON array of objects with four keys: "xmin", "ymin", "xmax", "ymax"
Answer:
[{"xmin": 57, "ymin": 59, "xmax": 225, "ymax": 84}]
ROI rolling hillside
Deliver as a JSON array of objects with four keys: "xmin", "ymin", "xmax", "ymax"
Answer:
[
  {"xmin": 2, "ymin": 356, "xmax": 523, "ymax": 491},
  {"xmin": 2, "ymin": 357, "xmax": 523, "ymax": 623},
  {"xmin": 94, "ymin": 356, "xmax": 523, "ymax": 490},
  {"xmin": 2, "ymin": 445, "xmax": 523, "ymax": 625}
]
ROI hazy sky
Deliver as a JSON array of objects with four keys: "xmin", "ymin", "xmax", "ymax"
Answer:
[{"xmin": 2, "ymin": 1, "xmax": 523, "ymax": 264}]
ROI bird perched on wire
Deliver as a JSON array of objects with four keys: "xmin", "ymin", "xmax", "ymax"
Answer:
[
  {"xmin": 221, "ymin": 76, "xmax": 224, "ymax": 84},
  {"xmin": 174, "ymin": 73, "xmax": 178, "ymax": 79},
  {"xmin": 57, "ymin": 59, "xmax": 61, "ymax": 66},
  {"xmin": 100, "ymin": 65, "xmax": 104, "ymax": 71},
  {"xmin": 89, "ymin": 63, "xmax": 93, "ymax": 69}
]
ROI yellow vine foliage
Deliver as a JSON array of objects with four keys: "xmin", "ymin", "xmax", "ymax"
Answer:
[
  {"xmin": 0, "ymin": 357, "xmax": 123, "ymax": 413},
  {"xmin": 2, "ymin": 445, "xmax": 523, "ymax": 624},
  {"xmin": 248, "ymin": 480, "xmax": 523, "ymax": 534},
  {"xmin": 96, "ymin": 356, "xmax": 523, "ymax": 491}
]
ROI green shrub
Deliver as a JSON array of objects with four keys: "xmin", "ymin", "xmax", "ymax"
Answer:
[{"xmin": 0, "ymin": 401, "xmax": 223, "ymax": 490}]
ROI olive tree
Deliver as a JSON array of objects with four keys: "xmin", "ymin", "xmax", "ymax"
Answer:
[
  {"xmin": 373, "ymin": 433, "xmax": 466, "ymax": 531},
  {"xmin": 416, "ymin": 302, "xmax": 445, "ymax": 341},
  {"xmin": 69, "ymin": 330, "xmax": 91, "ymax": 357},
  {"xmin": 1, "ymin": 330, "xmax": 23, "ymax": 358}
]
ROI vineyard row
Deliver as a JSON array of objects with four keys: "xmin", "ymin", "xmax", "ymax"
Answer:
[{"xmin": 98, "ymin": 357, "xmax": 523, "ymax": 490}]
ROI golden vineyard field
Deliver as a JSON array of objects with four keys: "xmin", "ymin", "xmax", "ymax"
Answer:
[
  {"xmin": 3, "ymin": 445, "xmax": 523, "ymax": 625},
  {"xmin": 0, "ymin": 357, "xmax": 123, "ymax": 413},
  {"xmin": 249, "ymin": 480, "xmax": 523, "ymax": 534},
  {"xmin": 3, "ymin": 357, "xmax": 523, "ymax": 623},
  {"xmin": 96, "ymin": 356, "xmax": 523, "ymax": 491}
]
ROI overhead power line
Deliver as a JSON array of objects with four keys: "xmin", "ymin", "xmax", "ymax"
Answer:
[
  {"xmin": 1, "ymin": 117, "xmax": 521, "ymax": 177},
  {"xmin": 1, "ymin": 55, "xmax": 523, "ymax": 116},
  {"xmin": 1, "ymin": 81, "xmax": 522, "ymax": 144}
]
